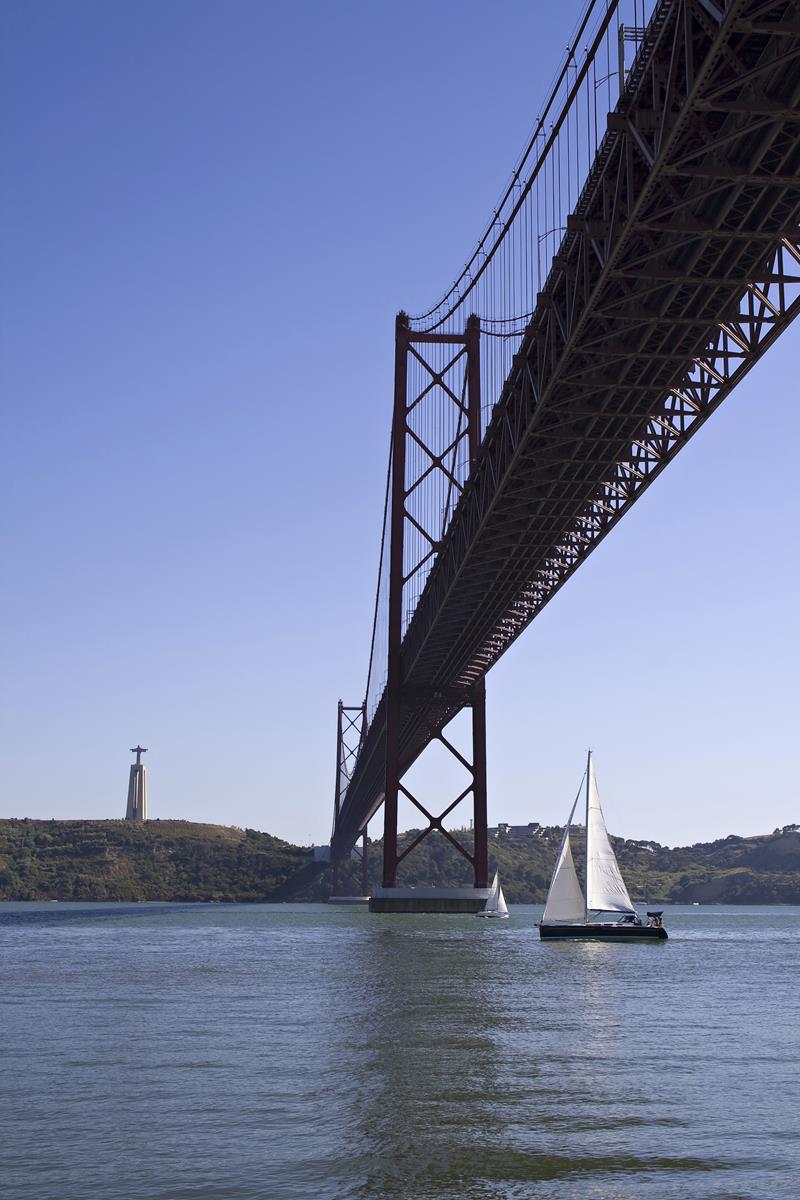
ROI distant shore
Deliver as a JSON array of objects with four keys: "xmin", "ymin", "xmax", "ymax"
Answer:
[{"xmin": 2, "ymin": 818, "xmax": 800, "ymax": 905}]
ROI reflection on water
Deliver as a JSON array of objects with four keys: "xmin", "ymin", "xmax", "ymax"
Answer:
[
  {"xmin": 355, "ymin": 926, "xmax": 504, "ymax": 1199},
  {"xmin": 346, "ymin": 916, "xmax": 760, "ymax": 1200},
  {"xmin": 0, "ymin": 904, "xmax": 798, "ymax": 1199}
]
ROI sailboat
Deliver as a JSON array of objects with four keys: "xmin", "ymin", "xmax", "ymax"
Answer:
[
  {"xmin": 476, "ymin": 871, "xmax": 509, "ymax": 919},
  {"xmin": 538, "ymin": 752, "xmax": 667, "ymax": 941}
]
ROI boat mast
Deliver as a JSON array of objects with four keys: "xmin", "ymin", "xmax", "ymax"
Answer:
[{"xmin": 584, "ymin": 748, "xmax": 591, "ymax": 922}]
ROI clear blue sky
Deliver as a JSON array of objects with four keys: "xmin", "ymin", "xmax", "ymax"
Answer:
[{"xmin": 2, "ymin": 1, "xmax": 797, "ymax": 848}]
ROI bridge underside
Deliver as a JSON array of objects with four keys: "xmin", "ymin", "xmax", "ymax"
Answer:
[{"xmin": 333, "ymin": 0, "xmax": 800, "ymax": 857}]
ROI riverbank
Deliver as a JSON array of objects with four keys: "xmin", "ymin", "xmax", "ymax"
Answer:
[{"xmin": 2, "ymin": 818, "xmax": 799, "ymax": 904}]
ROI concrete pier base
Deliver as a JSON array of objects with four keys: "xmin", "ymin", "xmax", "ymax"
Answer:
[
  {"xmin": 369, "ymin": 886, "xmax": 491, "ymax": 914},
  {"xmin": 327, "ymin": 895, "xmax": 370, "ymax": 906}
]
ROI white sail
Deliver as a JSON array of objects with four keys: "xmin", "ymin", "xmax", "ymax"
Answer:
[
  {"xmin": 483, "ymin": 871, "xmax": 503, "ymax": 912},
  {"xmin": 485, "ymin": 871, "xmax": 500, "ymax": 911},
  {"xmin": 542, "ymin": 796, "xmax": 585, "ymax": 922},
  {"xmin": 585, "ymin": 757, "xmax": 635, "ymax": 914},
  {"xmin": 478, "ymin": 871, "xmax": 509, "ymax": 917}
]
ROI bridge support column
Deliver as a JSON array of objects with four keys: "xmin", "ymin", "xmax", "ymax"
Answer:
[
  {"xmin": 380, "ymin": 311, "xmax": 489, "ymax": 902},
  {"xmin": 361, "ymin": 830, "xmax": 369, "ymax": 898},
  {"xmin": 382, "ymin": 313, "xmax": 409, "ymax": 888},
  {"xmin": 330, "ymin": 699, "xmax": 367, "ymax": 899},
  {"xmin": 471, "ymin": 682, "xmax": 488, "ymax": 889}
]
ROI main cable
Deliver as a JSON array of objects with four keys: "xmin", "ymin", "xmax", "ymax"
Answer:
[{"xmin": 409, "ymin": 0, "xmax": 621, "ymax": 331}]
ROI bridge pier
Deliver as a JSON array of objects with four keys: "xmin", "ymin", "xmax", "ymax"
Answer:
[{"xmin": 369, "ymin": 885, "xmax": 492, "ymax": 914}]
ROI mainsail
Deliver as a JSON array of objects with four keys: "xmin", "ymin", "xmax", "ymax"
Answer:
[
  {"xmin": 542, "ymin": 794, "xmax": 585, "ymax": 922},
  {"xmin": 585, "ymin": 757, "xmax": 635, "ymax": 914}
]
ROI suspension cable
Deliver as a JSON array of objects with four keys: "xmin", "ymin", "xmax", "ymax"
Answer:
[
  {"xmin": 410, "ymin": 0, "xmax": 621, "ymax": 332},
  {"xmin": 363, "ymin": 434, "xmax": 392, "ymax": 715}
]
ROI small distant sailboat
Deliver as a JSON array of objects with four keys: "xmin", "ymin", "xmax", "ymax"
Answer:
[
  {"xmin": 477, "ymin": 871, "xmax": 509, "ymax": 919},
  {"xmin": 538, "ymin": 751, "xmax": 667, "ymax": 941}
]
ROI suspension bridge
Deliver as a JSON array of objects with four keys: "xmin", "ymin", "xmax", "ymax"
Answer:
[{"xmin": 329, "ymin": 0, "xmax": 800, "ymax": 910}]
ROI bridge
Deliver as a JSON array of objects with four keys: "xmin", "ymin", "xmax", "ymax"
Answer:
[{"xmin": 330, "ymin": 0, "xmax": 800, "ymax": 907}]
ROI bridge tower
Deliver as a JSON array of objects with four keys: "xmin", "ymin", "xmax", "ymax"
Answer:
[
  {"xmin": 372, "ymin": 312, "xmax": 489, "ymax": 911},
  {"xmin": 330, "ymin": 701, "xmax": 369, "ymax": 898}
]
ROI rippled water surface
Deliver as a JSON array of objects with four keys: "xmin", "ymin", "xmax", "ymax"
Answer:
[{"xmin": 1, "ymin": 903, "xmax": 798, "ymax": 1199}]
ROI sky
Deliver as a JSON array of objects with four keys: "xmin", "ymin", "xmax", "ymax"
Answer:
[{"xmin": 2, "ymin": 0, "xmax": 797, "ymax": 849}]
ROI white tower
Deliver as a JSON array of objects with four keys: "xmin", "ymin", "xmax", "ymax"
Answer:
[{"xmin": 125, "ymin": 745, "xmax": 148, "ymax": 820}]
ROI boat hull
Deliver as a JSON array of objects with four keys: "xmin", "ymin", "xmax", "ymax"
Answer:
[{"xmin": 539, "ymin": 922, "xmax": 667, "ymax": 941}]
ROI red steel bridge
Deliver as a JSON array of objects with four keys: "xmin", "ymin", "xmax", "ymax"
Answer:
[{"xmin": 330, "ymin": 0, "xmax": 800, "ymax": 897}]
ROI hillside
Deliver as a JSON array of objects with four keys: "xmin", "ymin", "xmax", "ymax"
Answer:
[
  {"xmin": 1, "ymin": 818, "xmax": 799, "ymax": 904},
  {"xmin": 349, "ymin": 824, "xmax": 800, "ymax": 905},
  {"xmin": 0, "ymin": 819, "xmax": 326, "ymax": 902}
]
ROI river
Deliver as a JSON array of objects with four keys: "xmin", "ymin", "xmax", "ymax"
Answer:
[{"xmin": 1, "ymin": 902, "xmax": 797, "ymax": 1199}]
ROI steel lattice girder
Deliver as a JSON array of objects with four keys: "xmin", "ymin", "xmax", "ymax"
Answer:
[{"xmin": 333, "ymin": 0, "xmax": 800, "ymax": 855}]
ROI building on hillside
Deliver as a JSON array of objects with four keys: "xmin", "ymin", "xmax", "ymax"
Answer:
[
  {"xmin": 492, "ymin": 821, "xmax": 544, "ymax": 839},
  {"xmin": 125, "ymin": 745, "xmax": 148, "ymax": 821}
]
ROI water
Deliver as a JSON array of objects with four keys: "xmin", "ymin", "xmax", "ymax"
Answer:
[{"xmin": 1, "ymin": 903, "xmax": 798, "ymax": 1199}]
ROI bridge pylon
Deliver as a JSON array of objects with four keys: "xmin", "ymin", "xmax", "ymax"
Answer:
[
  {"xmin": 330, "ymin": 700, "xmax": 370, "ymax": 900},
  {"xmin": 373, "ymin": 312, "xmax": 490, "ymax": 911}
]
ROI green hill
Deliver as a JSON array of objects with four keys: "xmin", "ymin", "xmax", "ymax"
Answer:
[
  {"xmin": 1, "ymin": 818, "xmax": 799, "ymax": 904},
  {"xmin": 0, "ymin": 819, "xmax": 326, "ymax": 902},
  {"xmin": 348, "ymin": 824, "xmax": 800, "ymax": 905}
]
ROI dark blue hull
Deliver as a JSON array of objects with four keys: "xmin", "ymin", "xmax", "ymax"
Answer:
[{"xmin": 539, "ymin": 922, "xmax": 667, "ymax": 941}]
